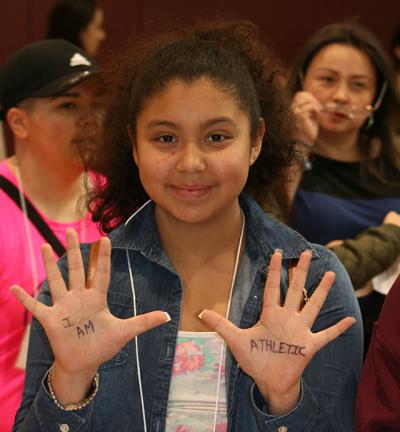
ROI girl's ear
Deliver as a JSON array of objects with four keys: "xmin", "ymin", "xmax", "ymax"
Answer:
[
  {"xmin": 132, "ymin": 141, "xmax": 138, "ymax": 166},
  {"xmin": 7, "ymin": 107, "xmax": 30, "ymax": 140},
  {"xmin": 250, "ymin": 117, "xmax": 265, "ymax": 166},
  {"xmin": 127, "ymin": 124, "xmax": 138, "ymax": 165}
]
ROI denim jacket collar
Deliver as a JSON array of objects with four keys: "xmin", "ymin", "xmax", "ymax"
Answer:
[
  {"xmin": 17, "ymin": 194, "xmax": 361, "ymax": 432},
  {"xmin": 109, "ymin": 193, "xmax": 319, "ymax": 271}
]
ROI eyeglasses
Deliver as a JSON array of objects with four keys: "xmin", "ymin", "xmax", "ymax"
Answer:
[{"xmin": 321, "ymin": 82, "xmax": 387, "ymax": 119}]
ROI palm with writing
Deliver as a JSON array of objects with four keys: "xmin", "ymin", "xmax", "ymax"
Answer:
[
  {"xmin": 11, "ymin": 229, "xmax": 169, "ymax": 403},
  {"xmin": 200, "ymin": 250, "xmax": 355, "ymax": 415}
]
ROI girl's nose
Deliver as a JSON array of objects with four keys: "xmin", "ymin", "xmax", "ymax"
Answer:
[{"xmin": 175, "ymin": 142, "xmax": 206, "ymax": 173}]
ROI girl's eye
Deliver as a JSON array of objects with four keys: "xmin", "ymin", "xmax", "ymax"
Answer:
[
  {"xmin": 157, "ymin": 135, "xmax": 175, "ymax": 143},
  {"xmin": 59, "ymin": 102, "xmax": 77, "ymax": 110},
  {"xmin": 206, "ymin": 134, "xmax": 227, "ymax": 143}
]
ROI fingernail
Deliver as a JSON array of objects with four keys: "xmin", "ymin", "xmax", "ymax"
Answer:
[
  {"xmin": 351, "ymin": 317, "xmax": 356, "ymax": 324},
  {"xmin": 164, "ymin": 312, "xmax": 171, "ymax": 322},
  {"xmin": 198, "ymin": 309, "xmax": 207, "ymax": 320},
  {"xmin": 274, "ymin": 248, "xmax": 283, "ymax": 254}
]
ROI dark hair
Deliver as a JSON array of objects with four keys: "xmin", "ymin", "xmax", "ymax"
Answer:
[
  {"xmin": 288, "ymin": 22, "xmax": 400, "ymax": 179},
  {"xmin": 46, "ymin": 0, "xmax": 98, "ymax": 48},
  {"xmin": 86, "ymin": 20, "xmax": 295, "ymax": 232},
  {"xmin": 392, "ymin": 24, "xmax": 400, "ymax": 70}
]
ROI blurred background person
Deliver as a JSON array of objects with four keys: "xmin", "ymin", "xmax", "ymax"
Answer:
[
  {"xmin": 0, "ymin": 39, "xmax": 102, "ymax": 431},
  {"xmin": 287, "ymin": 22, "xmax": 400, "ymax": 356},
  {"xmin": 46, "ymin": 0, "xmax": 106, "ymax": 57}
]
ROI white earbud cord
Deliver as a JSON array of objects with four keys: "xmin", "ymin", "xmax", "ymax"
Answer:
[
  {"xmin": 125, "ymin": 202, "xmax": 244, "ymax": 432},
  {"xmin": 124, "ymin": 199, "xmax": 152, "ymax": 432},
  {"xmin": 124, "ymin": 200, "xmax": 153, "ymax": 227},
  {"xmin": 15, "ymin": 161, "xmax": 88, "ymax": 297},
  {"xmin": 127, "ymin": 250, "xmax": 148, "ymax": 432},
  {"xmin": 15, "ymin": 163, "xmax": 39, "ymax": 297},
  {"xmin": 212, "ymin": 210, "xmax": 245, "ymax": 432}
]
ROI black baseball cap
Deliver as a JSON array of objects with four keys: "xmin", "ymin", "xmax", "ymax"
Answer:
[{"xmin": 0, "ymin": 39, "xmax": 98, "ymax": 120}]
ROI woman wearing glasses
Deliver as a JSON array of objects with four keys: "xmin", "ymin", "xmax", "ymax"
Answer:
[{"xmin": 287, "ymin": 22, "xmax": 400, "ymax": 354}]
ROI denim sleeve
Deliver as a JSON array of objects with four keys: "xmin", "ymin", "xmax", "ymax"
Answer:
[
  {"xmin": 13, "ymin": 250, "xmax": 96, "ymax": 432},
  {"xmin": 250, "ymin": 380, "xmax": 337, "ymax": 431},
  {"xmin": 248, "ymin": 246, "xmax": 363, "ymax": 432}
]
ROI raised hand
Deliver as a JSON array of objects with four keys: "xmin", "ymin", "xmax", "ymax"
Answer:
[
  {"xmin": 383, "ymin": 210, "xmax": 400, "ymax": 227},
  {"xmin": 291, "ymin": 91, "xmax": 321, "ymax": 150},
  {"xmin": 325, "ymin": 239, "xmax": 344, "ymax": 248},
  {"xmin": 11, "ymin": 229, "xmax": 169, "ymax": 403},
  {"xmin": 199, "ymin": 250, "xmax": 355, "ymax": 415}
]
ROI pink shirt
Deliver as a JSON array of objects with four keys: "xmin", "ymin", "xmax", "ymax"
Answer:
[{"xmin": 0, "ymin": 160, "xmax": 101, "ymax": 431}]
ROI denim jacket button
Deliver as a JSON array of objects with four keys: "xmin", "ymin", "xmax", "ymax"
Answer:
[
  {"xmin": 59, "ymin": 425, "xmax": 70, "ymax": 432},
  {"xmin": 277, "ymin": 427, "xmax": 288, "ymax": 432}
]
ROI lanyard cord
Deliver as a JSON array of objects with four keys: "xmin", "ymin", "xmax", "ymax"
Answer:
[
  {"xmin": 15, "ymin": 163, "xmax": 39, "ymax": 298},
  {"xmin": 15, "ymin": 161, "xmax": 87, "ymax": 298},
  {"xmin": 127, "ymin": 249, "xmax": 148, "ymax": 432},
  {"xmin": 125, "ymin": 199, "xmax": 152, "ymax": 432},
  {"xmin": 125, "ymin": 203, "xmax": 245, "ymax": 432},
  {"xmin": 212, "ymin": 209, "xmax": 245, "ymax": 431}
]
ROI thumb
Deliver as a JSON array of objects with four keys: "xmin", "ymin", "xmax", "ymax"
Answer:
[
  {"xmin": 198, "ymin": 309, "xmax": 240, "ymax": 347},
  {"xmin": 326, "ymin": 239, "xmax": 344, "ymax": 248},
  {"xmin": 120, "ymin": 311, "xmax": 171, "ymax": 344}
]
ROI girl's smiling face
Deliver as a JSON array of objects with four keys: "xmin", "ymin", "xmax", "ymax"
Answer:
[{"xmin": 133, "ymin": 77, "xmax": 264, "ymax": 225}]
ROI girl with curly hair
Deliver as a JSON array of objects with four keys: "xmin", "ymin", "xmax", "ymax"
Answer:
[{"xmin": 12, "ymin": 20, "xmax": 361, "ymax": 431}]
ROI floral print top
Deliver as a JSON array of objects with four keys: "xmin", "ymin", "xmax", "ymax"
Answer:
[{"xmin": 165, "ymin": 331, "xmax": 228, "ymax": 432}]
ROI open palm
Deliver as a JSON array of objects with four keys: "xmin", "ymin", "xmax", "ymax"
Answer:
[
  {"xmin": 11, "ymin": 229, "xmax": 169, "ymax": 377},
  {"xmin": 200, "ymin": 250, "xmax": 355, "ymax": 413}
]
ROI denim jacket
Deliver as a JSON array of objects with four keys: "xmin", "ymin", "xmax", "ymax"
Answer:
[{"xmin": 14, "ymin": 194, "xmax": 362, "ymax": 431}]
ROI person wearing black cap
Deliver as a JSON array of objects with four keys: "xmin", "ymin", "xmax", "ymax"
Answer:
[{"xmin": 0, "ymin": 39, "xmax": 101, "ymax": 431}]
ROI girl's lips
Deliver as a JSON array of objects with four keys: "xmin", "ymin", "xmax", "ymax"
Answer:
[{"xmin": 170, "ymin": 185, "xmax": 212, "ymax": 198}]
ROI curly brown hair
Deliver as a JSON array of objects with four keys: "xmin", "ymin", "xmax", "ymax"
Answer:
[{"xmin": 86, "ymin": 20, "xmax": 295, "ymax": 232}]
